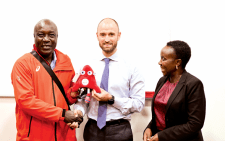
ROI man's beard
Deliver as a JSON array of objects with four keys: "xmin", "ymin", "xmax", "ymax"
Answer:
[{"xmin": 99, "ymin": 42, "xmax": 117, "ymax": 53}]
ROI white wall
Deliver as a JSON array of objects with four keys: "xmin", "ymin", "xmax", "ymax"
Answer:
[
  {"xmin": 0, "ymin": 98, "xmax": 16, "ymax": 140},
  {"xmin": 3, "ymin": 0, "xmax": 225, "ymax": 96}
]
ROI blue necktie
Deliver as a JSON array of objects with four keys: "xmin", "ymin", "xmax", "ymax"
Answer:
[{"xmin": 97, "ymin": 58, "xmax": 110, "ymax": 129}]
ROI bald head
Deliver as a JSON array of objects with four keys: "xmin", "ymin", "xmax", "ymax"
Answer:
[
  {"xmin": 97, "ymin": 18, "xmax": 119, "ymax": 33},
  {"xmin": 34, "ymin": 19, "xmax": 58, "ymax": 36}
]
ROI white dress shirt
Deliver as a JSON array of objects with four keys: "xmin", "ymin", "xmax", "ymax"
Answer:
[{"xmin": 74, "ymin": 50, "xmax": 145, "ymax": 121}]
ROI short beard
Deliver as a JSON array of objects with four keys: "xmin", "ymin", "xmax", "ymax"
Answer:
[{"xmin": 99, "ymin": 42, "xmax": 117, "ymax": 53}]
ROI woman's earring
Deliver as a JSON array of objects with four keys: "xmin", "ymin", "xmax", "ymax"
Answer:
[{"xmin": 176, "ymin": 65, "xmax": 178, "ymax": 70}]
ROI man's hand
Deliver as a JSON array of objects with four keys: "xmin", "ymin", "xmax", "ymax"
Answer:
[
  {"xmin": 68, "ymin": 109, "xmax": 83, "ymax": 129},
  {"xmin": 67, "ymin": 122, "xmax": 79, "ymax": 129},
  {"xmin": 74, "ymin": 109, "xmax": 83, "ymax": 117},
  {"xmin": 92, "ymin": 88, "xmax": 112, "ymax": 101},
  {"xmin": 150, "ymin": 134, "xmax": 158, "ymax": 141},
  {"xmin": 64, "ymin": 110, "xmax": 83, "ymax": 124},
  {"xmin": 71, "ymin": 91, "xmax": 79, "ymax": 98},
  {"xmin": 143, "ymin": 128, "xmax": 152, "ymax": 141}
]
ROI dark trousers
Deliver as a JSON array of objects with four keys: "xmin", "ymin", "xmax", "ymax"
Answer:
[{"xmin": 83, "ymin": 119, "xmax": 133, "ymax": 141}]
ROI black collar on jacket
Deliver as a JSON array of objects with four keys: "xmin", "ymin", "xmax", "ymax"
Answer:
[{"xmin": 152, "ymin": 70, "xmax": 188, "ymax": 114}]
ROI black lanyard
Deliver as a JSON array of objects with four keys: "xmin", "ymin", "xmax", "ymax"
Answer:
[{"xmin": 30, "ymin": 50, "xmax": 70, "ymax": 110}]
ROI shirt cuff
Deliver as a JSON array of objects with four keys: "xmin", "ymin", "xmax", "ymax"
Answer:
[
  {"xmin": 73, "ymin": 105, "xmax": 85, "ymax": 116},
  {"xmin": 112, "ymin": 96, "xmax": 124, "ymax": 110}
]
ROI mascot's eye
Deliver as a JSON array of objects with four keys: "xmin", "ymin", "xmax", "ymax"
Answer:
[
  {"xmin": 87, "ymin": 71, "xmax": 92, "ymax": 75},
  {"xmin": 81, "ymin": 71, "xmax": 85, "ymax": 75}
]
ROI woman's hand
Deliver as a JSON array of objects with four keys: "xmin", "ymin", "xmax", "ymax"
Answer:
[{"xmin": 143, "ymin": 128, "xmax": 152, "ymax": 141}]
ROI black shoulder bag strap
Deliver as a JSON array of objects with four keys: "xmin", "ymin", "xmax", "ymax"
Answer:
[{"xmin": 31, "ymin": 50, "xmax": 70, "ymax": 110}]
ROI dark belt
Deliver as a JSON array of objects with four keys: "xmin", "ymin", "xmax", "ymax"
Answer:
[{"xmin": 89, "ymin": 118, "xmax": 128, "ymax": 125}]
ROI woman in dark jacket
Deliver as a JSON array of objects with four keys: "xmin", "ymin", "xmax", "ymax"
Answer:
[{"xmin": 143, "ymin": 40, "xmax": 206, "ymax": 141}]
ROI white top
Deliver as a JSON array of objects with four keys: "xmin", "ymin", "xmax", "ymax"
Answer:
[{"xmin": 73, "ymin": 50, "xmax": 145, "ymax": 121}]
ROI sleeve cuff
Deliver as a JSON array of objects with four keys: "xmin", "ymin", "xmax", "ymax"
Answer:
[
  {"xmin": 59, "ymin": 109, "xmax": 66, "ymax": 121},
  {"xmin": 62, "ymin": 109, "xmax": 66, "ymax": 117},
  {"xmin": 73, "ymin": 104, "xmax": 85, "ymax": 116},
  {"xmin": 112, "ymin": 97, "xmax": 124, "ymax": 109}
]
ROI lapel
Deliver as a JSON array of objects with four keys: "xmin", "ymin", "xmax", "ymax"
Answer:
[
  {"xmin": 165, "ymin": 70, "xmax": 188, "ymax": 113},
  {"xmin": 151, "ymin": 76, "xmax": 168, "ymax": 112}
]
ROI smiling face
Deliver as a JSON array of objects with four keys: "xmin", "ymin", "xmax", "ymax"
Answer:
[
  {"xmin": 34, "ymin": 20, "xmax": 58, "ymax": 59},
  {"xmin": 97, "ymin": 19, "xmax": 121, "ymax": 57},
  {"xmin": 158, "ymin": 46, "xmax": 179, "ymax": 76}
]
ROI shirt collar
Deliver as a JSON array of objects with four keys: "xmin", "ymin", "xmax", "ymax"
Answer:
[
  {"xmin": 50, "ymin": 51, "xmax": 57, "ymax": 70},
  {"xmin": 53, "ymin": 51, "xmax": 57, "ymax": 61},
  {"xmin": 100, "ymin": 50, "xmax": 120, "ymax": 62}
]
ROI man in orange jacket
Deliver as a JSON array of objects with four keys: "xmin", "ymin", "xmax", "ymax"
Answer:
[{"xmin": 11, "ymin": 19, "xmax": 82, "ymax": 141}]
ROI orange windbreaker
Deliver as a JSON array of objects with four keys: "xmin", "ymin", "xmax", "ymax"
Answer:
[{"xmin": 11, "ymin": 47, "xmax": 77, "ymax": 141}]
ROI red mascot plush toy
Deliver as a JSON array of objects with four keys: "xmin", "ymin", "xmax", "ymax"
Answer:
[{"xmin": 72, "ymin": 65, "xmax": 101, "ymax": 103}]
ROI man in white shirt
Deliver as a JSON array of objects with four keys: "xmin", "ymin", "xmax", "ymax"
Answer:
[{"xmin": 73, "ymin": 18, "xmax": 145, "ymax": 141}]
